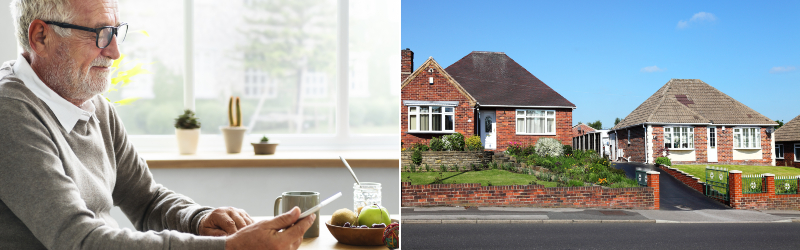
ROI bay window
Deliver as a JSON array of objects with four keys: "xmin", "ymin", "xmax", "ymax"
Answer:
[
  {"xmin": 516, "ymin": 109, "xmax": 556, "ymax": 135},
  {"xmin": 776, "ymin": 144, "xmax": 784, "ymax": 159},
  {"xmin": 408, "ymin": 106, "xmax": 454, "ymax": 133},
  {"xmin": 664, "ymin": 126, "xmax": 694, "ymax": 149},
  {"xmin": 734, "ymin": 127, "xmax": 760, "ymax": 149}
]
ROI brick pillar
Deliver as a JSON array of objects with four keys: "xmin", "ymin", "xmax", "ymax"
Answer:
[
  {"xmin": 647, "ymin": 171, "xmax": 660, "ymax": 210},
  {"xmin": 728, "ymin": 170, "xmax": 742, "ymax": 208},
  {"xmin": 764, "ymin": 173, "xmax": 775, "ymax": 195}
]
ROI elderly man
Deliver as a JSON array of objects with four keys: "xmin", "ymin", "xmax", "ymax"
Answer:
[{"xmin": 0, "ymin": 0, "xmax": 314, "ymax": 249}]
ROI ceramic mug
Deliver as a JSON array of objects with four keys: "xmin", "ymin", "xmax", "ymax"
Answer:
[{"xmin": 274, "ymin": 191, "xmax": 319, "ymax": 238}]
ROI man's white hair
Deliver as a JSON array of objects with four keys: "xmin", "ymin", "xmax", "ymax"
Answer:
[{"xmin": 10, "ymin": 0, "xmax": 76, "ymax": 53}]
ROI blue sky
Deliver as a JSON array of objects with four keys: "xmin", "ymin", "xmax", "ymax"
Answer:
[{"xmin": 402, "ymin": 0, "xmax": 800, "ymax": 128}]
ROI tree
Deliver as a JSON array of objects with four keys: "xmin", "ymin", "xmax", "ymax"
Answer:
[
  {"xmin": 588, "ymin": 120, "xmax": 603, "ymax": 130},
  {"xmin": 614, "ymin": 117, "xmax": 621, "ymax": 126},
  {"xmin": 776, "ymin": 120, "xmax": 784, "ymax": 129}
]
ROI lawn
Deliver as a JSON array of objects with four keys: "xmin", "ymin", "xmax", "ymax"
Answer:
[
  {"xmin": 401, "ymin": 169, "xmax": 558, "ymax": 187},
  {"xmin": 672, "ymin": 164, "xmax": 800, "ymax": 182}
]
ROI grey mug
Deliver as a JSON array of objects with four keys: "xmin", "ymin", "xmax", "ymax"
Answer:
[{"xmin": 274, "ymin": 191, "xmax": 319, "ymax": 238}]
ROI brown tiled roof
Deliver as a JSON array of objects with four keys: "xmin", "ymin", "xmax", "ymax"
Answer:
[
  {"xmin": 612, "ymin": 79, "xmax": 777, "ymax": 130},
  {"xmin": 775, "ymin": 114, "xmax": 800, "ymax": 142},
  {"xmin": 444, "ymin": 51, "xmax": 575, "ymax": 107},
  {"xmin": 572, "ymin": 124, "xmax": 596, "ymax": 137}
]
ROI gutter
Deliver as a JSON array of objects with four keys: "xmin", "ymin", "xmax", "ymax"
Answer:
[{"xmin": 478, "ymin": 105, "xmax": 577, "ymax": 109}]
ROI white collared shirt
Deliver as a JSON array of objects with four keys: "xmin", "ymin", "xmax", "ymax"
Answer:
[{"xmin": 12, "ymin": 53, "xmax": 95, "ymax": 133}]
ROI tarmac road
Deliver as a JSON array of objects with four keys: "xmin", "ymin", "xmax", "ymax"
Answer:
[{"xmin": 612, "ymin": 162, "xmax": 729, "ymax": 210}]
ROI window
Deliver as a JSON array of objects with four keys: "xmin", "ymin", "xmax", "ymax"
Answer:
[
  {"xmin": 708, "ymin": 127, "xmax": 716, "ymax": 147},
  {"xmin": 515, "ymin": 109, "xmax": 556, "ymax": 135},
  {"xmin": 113, "ymin": 0, "xmax": 399, "ymax": 151},
  {"xmin": 776, "ymin": 144, "xmax": 784, "ymax": 159},
  {"xmin": 795, "ymin": 144, "xmax": 800, "ymax": 162},
  {"xmin": 664, "ymin": 126, "xmax": 694, "ymax": 149},
  {"xmin": 408, "ymin": 106, "xmax": 454, "ymax": 133},
  {"xmin": 733, "ymin": 127, "xmax": 760, "ymax": 149}
]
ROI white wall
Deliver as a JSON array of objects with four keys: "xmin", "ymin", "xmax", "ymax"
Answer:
[
  {"xmin": 1, "ymin": 0, "xmax": 19, "ymax": 61},
  {"xmin": 669, "ymin": 150, "xmax": 696, "ymax": 162},
  {"xmin": 110, "ymin": 166, "xmax": 399, "ymax": 230},
  {"xmin": 733, "ymin": 149, "xmax": 762, "ymax": 160}
]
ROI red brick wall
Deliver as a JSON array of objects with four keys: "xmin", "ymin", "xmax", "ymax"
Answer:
[
  {"xmin": 729, "ymin": 172, "xmax": 800, "ymax": 210},
  {"xmin": 493, "ymin": 108, "xmax": 572, "ymax": 151},
  {"xmin": 614, "ymin": 126, "xmax": 646, "ymax": 162},
  {"xmin": 401, "ymin": 64, "xmax": 475, "ymax": 148},
  {"xmin": 775, "ymin": 141, "xmax": 800, "ymax": 168},
  {"xmin": 401, "ymin": 182, "xmax": 656, "ymax": 209},
  {"xmin": 717, "ymin": 127, "xmax": 772, "ymax": 165},
  {"xmin": 652, "ymin": 126, "xmax": 665, "ymax": 163}
]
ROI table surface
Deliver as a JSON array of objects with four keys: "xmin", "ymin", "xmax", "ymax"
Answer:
[
  {"xmin": 140, "ymin": 150, "xmax": 399, "ymax": 169},
  {"xmin": 253, "ymin": 215, "xmax": 398, "ymax": 250}
]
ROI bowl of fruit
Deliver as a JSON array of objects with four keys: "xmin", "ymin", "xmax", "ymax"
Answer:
[{"xmin": 326, "ymin": 205, "xmax": 398, "ymax": 246}]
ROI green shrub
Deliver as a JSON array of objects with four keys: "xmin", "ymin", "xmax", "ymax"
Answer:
[
  {"xmin": 409, "ymin": 164, "xmax": 417, "ymax": 173},
  {"xmin": 506, "ymin": 141, "xmax": 524, "ymax": 156},
  {"xmin": 411, "ymin": 149, "xmax": 422, "ymax": 166},
  {"xmin": 655, "ymin": 157, "xmax": 672, "ymax": 166},
  {"xmin": 442, "ymin": 133, "xmax": 466, "ymax": 151},
  {"xmin": 465, "ymin": 135, "xmax": 483, "ymax": 151},
  {"xmin": 411, "ymin": 143, "xmax": 430, "ymax": 152},
  {"xmin": 425, "ymin": 164, "xmax": 431, "ymax": 172},
  {"xmin": 439, "ymin": 164, "xmax": 447, "ymax": 172},
  {"xmin": 535, "ymin": 138, "xmax": 564, "ymax": 157},
  {"xmin": 568, "ymin": 180, "xmax": 584, "ymax": 187},
  {"xmin": 562, "ymin": 145, "xmax": 573, "ymax": 156},
  {"xmin": 429, "ymin": 137, "xmax": 445, "ymax": 151}
]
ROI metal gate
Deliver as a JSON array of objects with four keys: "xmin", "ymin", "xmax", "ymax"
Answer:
[
  {"xmin": 635, "ymin": 168, "xmax": 648, "ymax": 187},
  {"xmin": 705, "ymin": 166, "xmax": 729, "ymax": 201}
]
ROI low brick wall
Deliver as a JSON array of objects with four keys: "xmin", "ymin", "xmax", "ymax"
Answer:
[
  {"xmin": 401, "ymin": 181, "xmax": 658, "ymax": 210},
  {"xmin": 729, "ymin": 172, "xmax": 800, "ymax": 210},
  {"xmin": 400, "ymin": 151, "xmax": 486, "ymax": 168},
  {"xmin": 659, "ymin": 165, "xmax": 704, "ymax": 193}
]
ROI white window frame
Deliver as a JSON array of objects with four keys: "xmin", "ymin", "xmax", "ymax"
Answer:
[
  {"xmin": 664, "ymin": 126, "xmax": 694, "ymax": 150},
  {"xmin": 515, "ymin": 109, "xmax": 556, "ymax": 135},
  {"xmin": 733, "ymin": 127, "xmax": 760, "ymax": 149},
  {"xmin": 407, "ymin": 105, "xmax": 455, "ymax": 133},
  {"xmin": 776, "ymin": 144, "xmax": 784, "ymax": 159},
  {"xmin": 128, "ymin": 0, "xmax": 399, "ymax": 152},
  {"xmin": 795, "ymin": 143, "xmax": 800, "ymax": 162}
]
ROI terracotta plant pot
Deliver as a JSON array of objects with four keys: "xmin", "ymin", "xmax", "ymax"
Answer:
[
  {"xmin": 175, "ymin": 128, "xmax": 200, "ymax": 154},
  {"xmin": 251, "ymin": 142, "xmax": 279, "ymax": 155},
  {"xmin": 220, "ymin": 126, "xmax": 247, "ymax": 153}
]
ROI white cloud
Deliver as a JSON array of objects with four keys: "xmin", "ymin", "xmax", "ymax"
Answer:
[
  {"xmin": 769, "ymin": 66, "xmax": 797, "ymax": 74},
  {"xmin": 677, "ymin": 12, "xmax": 717, "ymax": 29},
  {"xmin": 641, "ymin": 66, "xmax": 665, "ymax": 73}
]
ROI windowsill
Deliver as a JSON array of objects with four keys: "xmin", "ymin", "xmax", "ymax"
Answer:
[
  {"xmin": 667, "ymin": 148, "xmax": 694, "ymax": 151},
  {"xmin": 516, "ymin": 133, "xmax": 557, "ymax": 136},
  {"xmin": 140, "ymin": 150, "xmax": 398, "ymax": 169},
  {"xmin": 734, "ymin": 148, "xmax": 761, "ymax": 150}
]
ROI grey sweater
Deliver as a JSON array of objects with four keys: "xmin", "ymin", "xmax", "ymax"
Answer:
[{"xmin": 0, "ymin": 61, "xmax": 226, "ymax": 249}]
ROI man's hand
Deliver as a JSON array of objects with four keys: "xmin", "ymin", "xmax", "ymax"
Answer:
[
  {"xmin": 199, "ymin": 207, "xmax": 255, "ymax": 236},
  {"xmin": 225, "ymin": 207, "xmax": 315, "ymax": 250}
]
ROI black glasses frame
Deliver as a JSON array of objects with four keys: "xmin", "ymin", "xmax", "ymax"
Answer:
[{"xmin": 43, "ymin": 21, "xmax": 128, "ymax": 49}]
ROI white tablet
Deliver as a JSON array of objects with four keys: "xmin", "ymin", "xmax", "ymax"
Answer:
[{"xmin": 299, "ymin": 192, "xmax": 342, "ymax": 219}]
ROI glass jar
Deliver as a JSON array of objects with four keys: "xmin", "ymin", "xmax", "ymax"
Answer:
[{"xmin": 353, "ymin": 182, "xmax": 382, "ymax": 211}]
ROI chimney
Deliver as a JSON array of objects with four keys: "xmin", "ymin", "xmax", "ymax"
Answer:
[{"xmin": 401, "ymin": 48, "xmax": 414, "ymax": 82}]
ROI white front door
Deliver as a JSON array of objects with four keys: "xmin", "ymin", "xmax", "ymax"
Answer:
[
  {"xmin": 708, "ymin": 126, "xmax": 718, "ymax": 162},
  {"xmin": 480, "ymin": 111, "xmax": 496, "ymax": 150}
]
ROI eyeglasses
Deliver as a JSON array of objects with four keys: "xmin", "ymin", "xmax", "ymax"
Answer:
[{"xmin": 43, "ymin": 21, "xmax": 128, "ymax": 49}]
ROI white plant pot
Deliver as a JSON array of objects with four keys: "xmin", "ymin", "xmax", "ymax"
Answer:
[
  {"xmin": 175, "ymin": 128, "xmax": 200, "ymax": 155},
  {"xmin": 220, "ymin": 126, "xmax": 248, "ymax": 153}
]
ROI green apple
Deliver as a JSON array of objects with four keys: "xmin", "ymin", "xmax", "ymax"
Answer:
[{"xmin": 357, "ymin": 204, "xmax": 390, "ymax": 226}]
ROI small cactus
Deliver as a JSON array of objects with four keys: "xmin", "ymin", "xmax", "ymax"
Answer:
[{"xmin": 228, "ymin": 96, "xmax": 242, "ymax": 127}]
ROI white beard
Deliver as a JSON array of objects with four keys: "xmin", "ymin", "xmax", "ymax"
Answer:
[{"xmin": 41, "ymin": 43, "xmax": 112, "ymax": 103}]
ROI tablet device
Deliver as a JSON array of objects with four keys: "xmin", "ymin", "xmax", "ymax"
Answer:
[{"xmin": 299, "ymin": 192, "xmax": 341, "ymax": 219}]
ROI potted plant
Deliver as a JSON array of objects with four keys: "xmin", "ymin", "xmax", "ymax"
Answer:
[
  {"xmin": 174, "ymin": 109, "xmax": 201, "ymax": 154},
  {"xmin": 220, "ymin": 96, "xmax": 247, "ymax": 153},
  {"xmin": 252, "ymin": 135, "xmax": 279, "ymax": 155}
]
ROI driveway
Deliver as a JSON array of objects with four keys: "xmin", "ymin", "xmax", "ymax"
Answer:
[{"xmin": 613, "ymin": 162, "xmax": 730, "ymax": 211}]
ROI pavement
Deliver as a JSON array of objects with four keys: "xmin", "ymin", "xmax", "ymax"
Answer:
[{"xmin": 401, "ymin": 206, "xmax": 800, "ymax": 224}]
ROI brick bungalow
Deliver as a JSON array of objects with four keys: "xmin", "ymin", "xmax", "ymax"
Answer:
[
  {"xmin": 609, "ymin": 79, "xmax": 778, "ymax": 165},
  {"xmin": 400, "ymin": 49, "xmax": 575, "ymax": 151},
  {"xmin": 774, "ymin": 114, "xmax": 800, "ymax": 168}
]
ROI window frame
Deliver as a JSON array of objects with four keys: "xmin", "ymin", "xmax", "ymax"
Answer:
[
  {"xmin": 664, "ymin": 126, "xmax": 694, "ymax": 150},
  {"xmin": 515, "ymin": 109, "xmax": 556, "ymax": 135},
  {"xmin": 407, "ymin": 105, "xmax": 455, "ymax": 133},
  {"xmin": 733, "ymin": 127, "xmax": 761, "ymax": 149},
  {"xmin": 795, "ymin": 143, "xmax": 800, "ymax": 162},
  {"xmin": 776, "ymin": 144, "xmax": 784, "ymax": 159}
]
